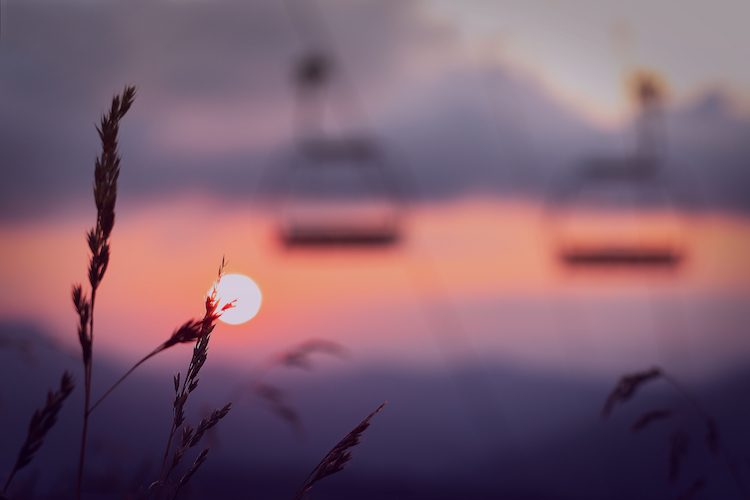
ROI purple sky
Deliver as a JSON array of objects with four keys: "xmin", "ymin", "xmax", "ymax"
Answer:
[{"xmin": 1, "ymin": 0, "xmax": 750, "ymax": 220}]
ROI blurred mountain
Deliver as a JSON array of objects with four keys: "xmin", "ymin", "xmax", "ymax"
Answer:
[{"xmin": 2, "ymin": 321, "xmax": 749, "ymax": 499}]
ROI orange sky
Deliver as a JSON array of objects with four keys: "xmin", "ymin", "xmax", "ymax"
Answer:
[{"xmin": 1, "ymin": 196, "xmax": 749, "ymax": 378}]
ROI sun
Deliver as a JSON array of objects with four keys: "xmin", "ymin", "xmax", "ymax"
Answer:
[{"xmin": 213, "ymin": 274, "xmax": 262, "ymax": 325}]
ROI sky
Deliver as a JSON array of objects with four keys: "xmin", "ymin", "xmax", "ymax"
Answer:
[
  {"xmin": 1, "ymin": 1, "xmax": 750, "ymax": 498},
  {"xmin": 2, "ymin": 0, "xmax": 750, "ymax": 217},
  {"xmin": 430, "ymin": 0, "xmax": 750, "ymax": 120},
  {"xmin": 1, "ymin": 0, "xmax": 748, "ymax": 369}
]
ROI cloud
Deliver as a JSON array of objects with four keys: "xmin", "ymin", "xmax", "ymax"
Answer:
[{"xmin": 1, "ymin": 0, "xmax": 749, "ymax": 221}]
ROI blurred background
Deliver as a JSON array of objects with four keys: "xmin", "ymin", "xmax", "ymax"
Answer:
[{"xmin": 1, "ymin": 0, "xmax": 750, "ymax": 498}]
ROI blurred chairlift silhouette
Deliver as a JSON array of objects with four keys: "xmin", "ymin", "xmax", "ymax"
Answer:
[
  {"xmin": 549, "ymin": 70, "xmax": 686, "ymax": 268},
  {"xmin": 273, "ymin": 0, "xmax": 405, "ymax": 249}
]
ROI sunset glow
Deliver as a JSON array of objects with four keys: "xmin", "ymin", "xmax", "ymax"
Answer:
[{"xmin": 0, "ymin": 196, "xmax": 748, "ymax": 375}]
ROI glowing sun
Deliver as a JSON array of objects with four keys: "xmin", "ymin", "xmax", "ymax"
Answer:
[{"xmin": 214, "ymin": 274, "xmax": 262, "ymax": 325}]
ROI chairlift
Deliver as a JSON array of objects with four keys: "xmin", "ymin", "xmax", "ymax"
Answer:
[
  {"xmin": 274, "ymin": 50, "xmax": 405, "ymax": 249},
  {"xmin": 549, "ymin": 70, "xmax": 686, "ymax": 268},
  {"xmin": 278, "ymin": 134, "xmax": 402, "ymax": 247}
]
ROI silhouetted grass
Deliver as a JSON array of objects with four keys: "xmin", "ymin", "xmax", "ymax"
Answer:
[
  {"xmin": 73, "ymin": 85, "xmax": 136, "ymax": 500},
  {"xmin": 67, "ymin": 88, "xmax": 245, "ymax": 500},
  {"xmin": 2, "ymin": 372, "xmax": 75, "ymax": 495},
  {"xmin": 230, "ymin": 339, "xmax": 348, "ymax": 438},
  {"xmin": 1, "ymin": 86, "xmax": 384, "ymax": 500},
  {"xmin": 294, "ymin": 402, "xmax": 386, "ymax": 500},
  {"xmin": 602, "ymin": 367, "xmax": 750, "ymax": 499}
]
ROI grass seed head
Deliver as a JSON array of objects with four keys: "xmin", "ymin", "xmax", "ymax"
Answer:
[
  {"xmin": 601, "ymin": 367, "xmax": 662, "ymax": 419},
  {"xmin": 668, "ymin": 429, "xmax": 690, "ymax": 483},
  {"xmin": 9, "ymin": 372, "xmax": 75, "ymax": 477},
  {"xmin": 630, "ymin": 409, "xmax": 673, "ymax": 433},
  {"xmin": 675, "ymin": 477, "xmax": 705, "ymax": 500},
  {"xmin": 294, "ymin": 402, "xmax": 386, "ymax": 500}
]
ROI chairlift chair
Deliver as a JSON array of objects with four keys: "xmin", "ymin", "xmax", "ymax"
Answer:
[
  {"xmin": 278, "ymin": 135, "xmax": 403, "ymax": 247},
  {"xmin": 550, "ymin": 70, "xmax": 686, "ymax": 268},
  {"xmin": 275, "ymin": 51, "xmax": 405, "ymax": 249}
]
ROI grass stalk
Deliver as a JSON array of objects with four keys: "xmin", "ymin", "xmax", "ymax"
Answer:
[
  {"xmin": 149, "ymin": 261, "xmax": 234, "ymax": 499},
  {"xmin": 293, "ymin": 402, "xmax": 385, "ymax": 500},
  {"xmin": 661, "ymin": 373, "xmax": 750, "ymax": 500},
  {"xmin": 74, "ymin": 85, "xmax": 136, "ymax": 500},
  {"xmin": 2, "ymin": 372, "xmax": 74, "ymax": 495},
  {"xmin": 603, "ymin": 367, "xmax": 750, "ymax": 499},
  {"xmin": 87, "ymin": 346, "xmax": 162, "ymax": 414}
]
